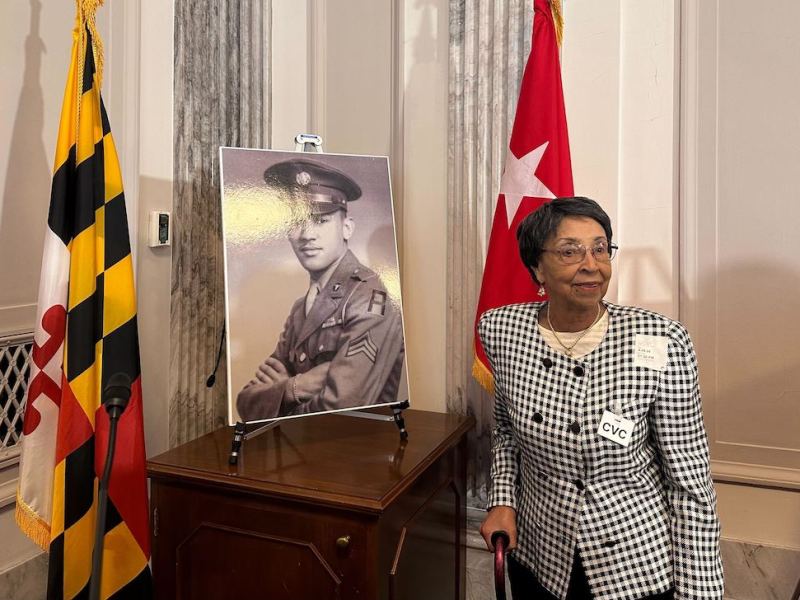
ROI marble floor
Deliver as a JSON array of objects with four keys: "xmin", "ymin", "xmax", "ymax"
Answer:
[
  {"xmin": 0, "ymin": 552, "xmax": 47, "ymax": 600},
  {"xmin": 464, "ymin": 509, "xmax": 800, "ymax": 600}
]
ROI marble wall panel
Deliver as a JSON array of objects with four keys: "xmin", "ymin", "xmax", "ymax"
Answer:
[
  {"xmin": 171, "ymin": 0, "xmax": 272, "ymax": 446},
  {"xmin": 447, "ymin": 0, "xmax": 533, "ymax": 502}
]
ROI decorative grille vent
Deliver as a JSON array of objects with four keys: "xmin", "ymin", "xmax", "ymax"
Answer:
[{"xmin": 0, "ymin": 333, "xmax": 33, "ymax": 454}]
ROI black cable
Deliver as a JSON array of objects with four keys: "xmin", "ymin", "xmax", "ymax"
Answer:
[{"xmin": 206, "ymin": 322, "xmax": 226, "ymax": 387}]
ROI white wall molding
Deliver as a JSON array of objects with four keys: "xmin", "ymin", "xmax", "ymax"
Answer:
[
  {"xmin": 0, "ymin": 477, "xmax": 18, "ymax": 510},
  {"xmin": 106, "ymin": 0, "xmax": 142, "ymax": 263},
  {"xmin": 713, "ymin": 461, "xmax": 800, "ymax": 492},
  {"xmin": 0, "ymin": 305, "xmax": 36, "ymax": 336},
  {"xmin": 680, "ymin": 0, "xmax": 800, "ymax": 483},
  {"xmin": 136, "ymin": 2, "xmax": 175, "ymax": 458},
  {"xmin": 0, "ymin": 447, "xmax": 21, "ymax": 511},
  {"xmin": 679, "ymin": 0, "xmax": 800, "ymax": 556},
  {"xmin": 390, "ymin": 0, "xmax": 405, "ymax": 258},
  {"xmin": 308, "ymin": 0, "xmax": 327, "ymax": 141},
  {"xmin": 270, "ymin": 1, "xmax": 310, "ymax": 149}
]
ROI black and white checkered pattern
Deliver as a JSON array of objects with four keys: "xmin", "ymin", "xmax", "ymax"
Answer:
[{"xmin": 479, "ymin": 301, "xmax": 724, "ymax": 600}]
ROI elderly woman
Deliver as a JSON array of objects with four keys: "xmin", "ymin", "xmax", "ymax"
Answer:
[{"xmin": 478, "ymin": 197, "xmax": 723, "ymax": 599}]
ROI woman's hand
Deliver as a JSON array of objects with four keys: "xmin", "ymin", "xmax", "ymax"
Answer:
[{"xmin": 480, "ymin": 505, "xmax": 517, "ymax": 551}]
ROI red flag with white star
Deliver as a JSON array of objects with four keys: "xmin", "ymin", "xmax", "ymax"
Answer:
[{"xmin": 472, "ymin": 0, "xmax": 573, "ymax": 392}]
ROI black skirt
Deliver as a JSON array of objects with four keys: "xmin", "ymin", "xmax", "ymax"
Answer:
[{"xmin": 507, "ymin": 551, "xmax": 674, "ymax": 600}]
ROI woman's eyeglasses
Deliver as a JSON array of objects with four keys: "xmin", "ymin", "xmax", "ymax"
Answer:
[{"xmin": 541, "ymin": 242, "xmax": 618, "ymax": 264}]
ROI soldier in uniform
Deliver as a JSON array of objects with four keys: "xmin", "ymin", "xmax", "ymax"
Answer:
[{"xmin": 236, "ymin": 158, "xmax": 405, "ymax": 421}]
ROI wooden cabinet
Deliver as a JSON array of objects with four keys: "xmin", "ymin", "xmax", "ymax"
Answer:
[{"xmin": 147, "ymin": 409, "xmax": 474, "ymax": 599}]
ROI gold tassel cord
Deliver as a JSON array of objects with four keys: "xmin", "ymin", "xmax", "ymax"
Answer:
[
  {"xmin": 74, "ymin": 0, "xmax": 105, "ymax": 139},
  {"xmin": 550, "ymin": 0, "xmax": 564, "ymax": 47},
  {"xmin": 80, "ymin": 0, "xmax": 105, "ymax": 88}
]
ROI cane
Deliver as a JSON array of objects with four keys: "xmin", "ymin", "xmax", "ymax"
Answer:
[{"xmin": 491, "ymin": 530, "xmax": 511, "ymax": 600}]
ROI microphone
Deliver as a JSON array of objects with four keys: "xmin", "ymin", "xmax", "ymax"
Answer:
[
  {"xmin": 103, "ymin": 372, "xmax": 131, "ymax": 419},
  {"xmin": 206, "ymin": 322, "xmax": 226, "ymax": 387},
  {"xmin": 90, "ymin": 371, "xmax": 132, "ymax": 600}
]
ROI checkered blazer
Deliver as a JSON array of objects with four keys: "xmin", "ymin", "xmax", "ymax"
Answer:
[{"xmin": 479, "ymin": 301, "xmax": 724, "ymax": 600}]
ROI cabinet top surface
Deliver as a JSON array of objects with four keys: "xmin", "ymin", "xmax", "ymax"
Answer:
[{"xmin": 147, "ymin": 409, "xmax": 473, "ymax": 511}]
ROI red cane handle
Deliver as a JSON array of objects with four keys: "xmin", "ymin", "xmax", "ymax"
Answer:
[{"xmin": 491, "ymin": 530, "xmax": 510, "ymax": 600}]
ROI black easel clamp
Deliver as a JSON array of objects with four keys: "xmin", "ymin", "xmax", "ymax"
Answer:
[
  {"xmin": 229, "ymin": 419, "xmax": 281, "ymax": 465},
  {"xmin": 392, "ymin": 400, "xmax": 410, "ymax": 440},
  {"xmin": 229, "ymin": 421, "xmax": 246, "ymax": 465}
]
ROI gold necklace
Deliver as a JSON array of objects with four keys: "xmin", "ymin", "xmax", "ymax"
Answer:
[{"xmin": 545, "ymin": 303, "xmax": 602, "ymax": 357}]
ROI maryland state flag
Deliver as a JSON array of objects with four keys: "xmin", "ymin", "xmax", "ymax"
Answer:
[
  {"xmin": 15, "ymin": 5, "xmax": 152, "ymax": 598},
  {"xmin": 472, "ymin": 0, "xmax": 574, "ymax": 392}
]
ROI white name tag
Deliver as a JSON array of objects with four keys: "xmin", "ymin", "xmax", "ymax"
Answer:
[
  {"xmin": 597, "ymin": 410, "xmax": 635, "ymax": 447},
  {"xmin": 633, "ymin": 334, "xmax": 668, "ymax": 371}
]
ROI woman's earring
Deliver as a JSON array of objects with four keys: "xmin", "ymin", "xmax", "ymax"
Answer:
[{"xmin": 537, "ymin": 284, "xmax": 546, "ymax": 297}]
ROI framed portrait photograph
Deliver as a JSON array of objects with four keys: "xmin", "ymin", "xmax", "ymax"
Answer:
[{"xmin": 220, "ymin": 147, "xmax": 410, "ymax": 425}]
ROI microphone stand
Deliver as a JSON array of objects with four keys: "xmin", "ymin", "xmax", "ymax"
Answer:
[{"xmin": 89, "ymin": 373, "xmax": 131, "ymax": 600}]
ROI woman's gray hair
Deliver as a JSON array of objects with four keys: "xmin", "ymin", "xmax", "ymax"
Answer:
[{"xmin": 516, "ymin": 196, "xmax": 613, "ymax": 284}]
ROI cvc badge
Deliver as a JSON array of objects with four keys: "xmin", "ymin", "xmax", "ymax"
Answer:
[{"xmin": 598, "ymin": 410, "xmax": 634, "ymax": 447}]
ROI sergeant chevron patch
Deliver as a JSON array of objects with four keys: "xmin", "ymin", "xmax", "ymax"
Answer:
[{"xmin": 346, "ymin": 331, "xmax": 378, "ymax": 363}]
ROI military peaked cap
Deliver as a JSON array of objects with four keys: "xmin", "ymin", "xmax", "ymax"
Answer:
[{"xmin": 264, "ymin": 158, "xmax": 362, "ymax": 215}]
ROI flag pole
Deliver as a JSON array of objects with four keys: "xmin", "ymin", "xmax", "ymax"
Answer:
[{"xmin": 471, "ymin": 0, "xmax": 574, "ymax": 393}]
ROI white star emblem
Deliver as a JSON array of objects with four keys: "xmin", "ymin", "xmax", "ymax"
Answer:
[{"xmin": 498, "ymin": 141, "xmax": 555, "ymax": 226}]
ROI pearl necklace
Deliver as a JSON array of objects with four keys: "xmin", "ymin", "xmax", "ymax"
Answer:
[{"xmin": 545, "ymin": 303, "xmax": 603, "ymax": 357}]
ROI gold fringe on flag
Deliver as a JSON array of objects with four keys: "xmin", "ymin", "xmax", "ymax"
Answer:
[
  {"xmin": 472, "ymin": 354, "xmax": 496, "ymax": 396},
  {"xmin": 549, "ymin": 0, "xmax": 564, "ymax": 47},
  {"xmin": 14, "ymin": 492, "xmax": 52, "ymax": 550}
]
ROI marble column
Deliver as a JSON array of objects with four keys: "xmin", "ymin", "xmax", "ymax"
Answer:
[
  {"xmin": 171, "ymin": 0, "xmax": 272, "ymax": 447},
  {"xmin": 447, "ymin": 0, "xmax": 532, "ymax": 501}
]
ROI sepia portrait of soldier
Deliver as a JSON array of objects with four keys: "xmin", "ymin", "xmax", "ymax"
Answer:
[{"xmin": 234, "ymin": 158, "xmax": 406, "ymax": 422}]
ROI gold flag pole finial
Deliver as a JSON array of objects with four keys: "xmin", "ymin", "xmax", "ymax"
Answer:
[{"xmin": 550, "ymin": 0, "xmax": 564, "ymax": 47}]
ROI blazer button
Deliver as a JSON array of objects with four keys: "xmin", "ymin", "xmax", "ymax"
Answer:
[
  {"xmin": 568, "ymin": 421, "xmax": 581, "ymax": 434},
  {"xmin": 541, "ymin": 358, "xmax": 553, "ymax": 369},
  {"xmin": 573, "ymin": 365, "xmax": 585, "ymax": 376},
  {"xmin": 533, "ymin": 412, "xmax": 543, "ymax": 424},
  {"xmin": 601, "ymin": 540, "xmax": 617, "ymax": 548},
  {"xmin": 299, "ymin": 352, "xmax": 307, "ymax": 362},
  {"xmin": 537, "ymin": 471, "xmax": 548, "ymax": 480},
  {"xmin": 573, "ymin": 479, "xmax": 585, "ymax": 491}
]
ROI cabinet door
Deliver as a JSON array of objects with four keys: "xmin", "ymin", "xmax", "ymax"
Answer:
[
  {"xmin": 175, "ymin": 523, "xmax": 343, "ymax": 599},
  {"xmin": 152, "ymin": 482, "xmax": 373, "ymax": 600},
  {"xmin": 386, "ymin": 446, "xmax": 466, "ymax": 600}
]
